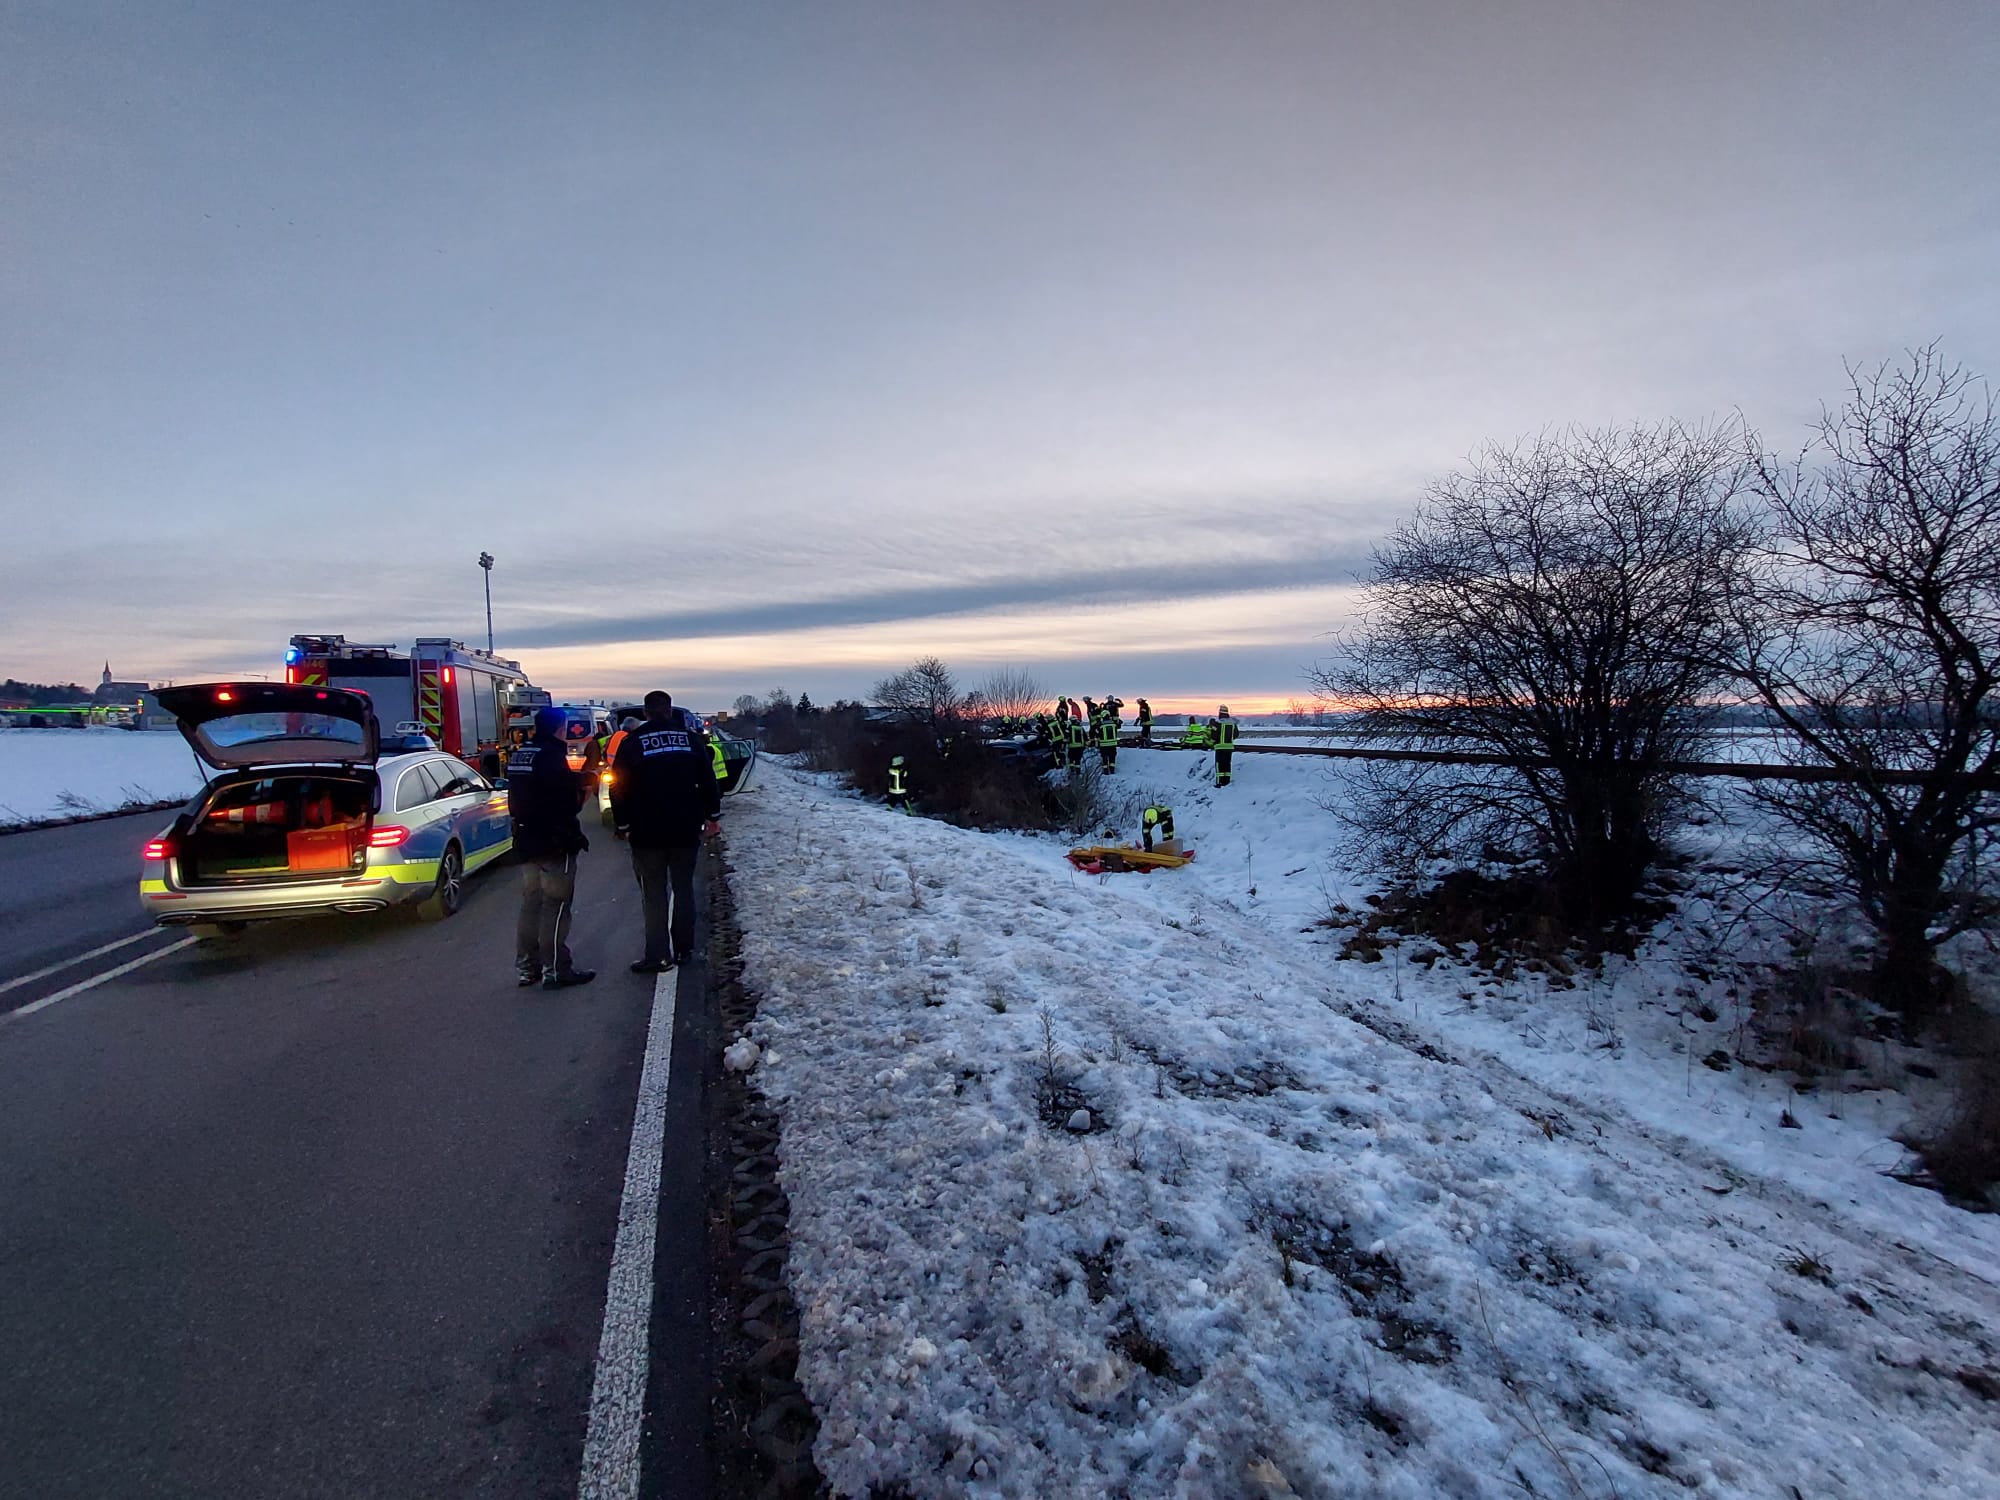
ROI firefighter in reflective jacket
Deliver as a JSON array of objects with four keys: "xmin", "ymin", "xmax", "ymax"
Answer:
[
  {"xmin": 1065, "ymin": 714, "xmax": 1088, "ymax": 772},
  {"xmin": 1096, "ymin": 703, "xmax": 1119, "ymax": 774},
  {"xmin": 1213, "ymin": 706, "xmax": 1238, "ymax": 786},
  {"xmin": 1141, "ymin": 804, "xmax": 1175, "ymax": 852},
  {"xmin": 887, "ymin": 755, "xmax": 912, "ymax": 813},
  {"xmin": 1136, "ymin": 697, "xmax": 1154, "ymax": 746}
]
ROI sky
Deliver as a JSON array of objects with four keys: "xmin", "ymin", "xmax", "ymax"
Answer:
[{"xmin": 3, "ymin": 0, "xmax": 1998, "ymax": 713}]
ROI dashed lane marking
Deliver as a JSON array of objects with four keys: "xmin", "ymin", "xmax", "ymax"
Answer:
[
  {"xmin": 577, "ymin": 966, "xmax": 679, "ymax": 1500},
  {"xmin": 0, "ymin": 936, "xmax": 199, "ymax": 1025},
  {"xmin": 0, "ymin": 928, "xmax": 173, "ymax": 997}
]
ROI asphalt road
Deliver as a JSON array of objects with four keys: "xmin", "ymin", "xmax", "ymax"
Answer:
[{"xmin": 0, "ymin": 810, "xmax": 712, "ymax": 1499}]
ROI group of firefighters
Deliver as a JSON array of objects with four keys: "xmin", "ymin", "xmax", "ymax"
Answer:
[
  {"xmin": 1027, "ymin": 697, "xmax": 1239, "ymax": 786},
  {"xmin": 887, "ymin": 698, "xmax": 1242, "ymax": 816}
]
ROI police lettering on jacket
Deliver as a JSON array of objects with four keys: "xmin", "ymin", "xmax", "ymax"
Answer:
[
  {"xmin": 636, "ymin": 728, "xmax": 693, "ymax": 757},
  {"xmin": 610, "ymin": 716, "xmax": 721, "ymax": 847},
  {"xmin": 507, "ymin": 737, "xmax": 586, "ymax": 858}
]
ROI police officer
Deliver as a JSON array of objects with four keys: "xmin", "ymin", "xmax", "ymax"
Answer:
[
  {"xmin": 610, "ymin": 691, "xmax": 720, "ymax": 974},
  {"xmin": 507, "ymin": 705, "xmax": 595, "ymax": 989},
  {"xmin": 1214, "ymin": 705, "xmax": 1238, "ymax": 786}
]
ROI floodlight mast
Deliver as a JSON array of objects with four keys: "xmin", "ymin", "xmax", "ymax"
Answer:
[{"xmin": 478, "ymin": 552, "xmax": 495, "ymax": 654}]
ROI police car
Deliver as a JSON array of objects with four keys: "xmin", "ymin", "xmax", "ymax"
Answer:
[{"xmin": 138, "ymin": 682, "xmax": 514, "ymax": 933}]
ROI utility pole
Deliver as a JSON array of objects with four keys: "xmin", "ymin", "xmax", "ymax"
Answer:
[{"xmin": 478, "ymin": 552, "xmax": 495, "ymax": 654}]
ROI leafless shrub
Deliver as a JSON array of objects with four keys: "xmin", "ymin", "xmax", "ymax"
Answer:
[
  {"xmin": 975, "ymin": 666, "xmax": 1047, "ymax": 723},
  {"xmin": 1726, "ymin": 346, "xmax": 2000, "ymax": 1029},
  {"xmin": 873, "ymin": 655, "xmax": 964, "ymax": 727},
  {"xmin": 1905, "ymin": 1006, "xmax": 2000, "ymax": 1205},
  {"xmin": 1048, "ymin": 762, "xmax": 1112, "ymax": 835},
  {"xmin": 1313, "ymin": 422, "xmax": 1752, "ymax": 923}
]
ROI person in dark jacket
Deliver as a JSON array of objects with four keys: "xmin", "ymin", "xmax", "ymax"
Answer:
[
  {"xmin": 610, "ymin": 690, "xmax": 720, "ymax": 973},
  {"xmin": 507, "ymin": 705, "xmax": 595, "ymax": 989}
]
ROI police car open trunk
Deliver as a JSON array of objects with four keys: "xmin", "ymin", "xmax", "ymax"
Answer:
[
  {"xmin": 174, "ymin": 770, "xmax": 381, "ymax": 884},
  {"xmin": 151, "ymin": 683, "xmax": 383, "ymax": 886}
]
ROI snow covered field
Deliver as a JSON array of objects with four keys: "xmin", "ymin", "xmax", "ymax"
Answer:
[
  {"xmin": 724, "ymin": 751, "xmax": 2000, "ymax": 1499},
  {"xmin": 0, "ymin": 727, "xmax": 204, "ymax": 827}
]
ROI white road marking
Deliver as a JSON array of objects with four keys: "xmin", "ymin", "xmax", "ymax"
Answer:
[
  {"xmin": 0, "ymin": 928, "xmax": 172, "ymax": 997},
  {"xmin": 0, "ymin": 936, "xmax": 199, "ymax": 1025},
  {"xmin": 578, "ymin": 967, "xmax": 679, "ymax": 1500}
]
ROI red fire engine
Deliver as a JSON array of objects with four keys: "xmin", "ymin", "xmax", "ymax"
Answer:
[{"xmin": 284, "ymin": 634, "xmax": 537, "ymax": 762}]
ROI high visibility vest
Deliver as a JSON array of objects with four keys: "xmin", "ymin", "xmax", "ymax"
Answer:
[
  {"xmin": 1217, "ymin": 718, "xmax": 1237, "ymax": 749},
  {"xmin": 1138, "ymin": 703, "xmax": 1153, "ymax": 725},
  {"xmin": 1143, "ymin": 806, "xmax": 1175, "ymax": 839},
  {"xmin": 605, "ymin": 729, "xmax": 628, "ymax": 765},
  {"xmin": 711, "ymin": 737, "xmax": 728, "ymax": 781},
  {"xmin": 1067, "ymin": 719, "xmax": 1088, "ymax": 747},
  {"xmin": 1096, "ymin": 715, "xmax": 1117, "ymax": 748},
  {"xmin": 888, "ymin": 765, "xmax": 908, "ymax": 796}
]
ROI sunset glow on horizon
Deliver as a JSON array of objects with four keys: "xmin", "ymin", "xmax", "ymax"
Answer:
[{"xmin": 5, "ymin": 4, "xmax": 1995, "ymax": 705}]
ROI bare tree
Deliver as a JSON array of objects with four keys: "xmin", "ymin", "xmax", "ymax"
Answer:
[
  {"xmin": 1311, "ymin": 421, "xmax": 1752, "ymax": 922},
  {"xmin": 873, "ymin": 655, "xmax": 963, "ymax": 726},
  {"xmin": 976, "ymin": 666, "xmax": 1048, "ymax": 722},
  {"xmin": 1728, "ymin": 347, "xmax": 2000, "ymax": 1026}
]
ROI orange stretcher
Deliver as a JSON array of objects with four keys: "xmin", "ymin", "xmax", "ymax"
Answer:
[{"xmin": 1066, "ymin": 844, "xmax": 1196, "ymax": 874}]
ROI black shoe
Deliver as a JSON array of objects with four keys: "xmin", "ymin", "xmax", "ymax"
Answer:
[
  {"xmin": 516, "ymin": 967, "xmax": 542, "ymax": 988},
  {"xmin": 629, "ymin": 958, "xmax": 671, "ymax": 974},
  {"xmin": 542, "ymin": 968, "xmax": 596, "ymax": 989}
]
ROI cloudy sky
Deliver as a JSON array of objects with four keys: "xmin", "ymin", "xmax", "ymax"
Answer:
[{"xmin": 4, "ymin": 0, "xmax": 1997, "ymax": 711}]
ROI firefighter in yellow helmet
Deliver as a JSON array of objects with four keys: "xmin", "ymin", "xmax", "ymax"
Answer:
[{"xmin": 1213, "ymin": 705, "xmax": 1238, "ymax": 786}]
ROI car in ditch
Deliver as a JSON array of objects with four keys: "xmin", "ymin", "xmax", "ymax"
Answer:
[{"xmin": 138, "ymin": 682, "xmax": 514, "ymax": 933}]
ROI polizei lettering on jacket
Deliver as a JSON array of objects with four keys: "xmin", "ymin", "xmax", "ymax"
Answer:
[{"xmin": 637, "ymin": 729, "xmax": 693, "ymax": 756}]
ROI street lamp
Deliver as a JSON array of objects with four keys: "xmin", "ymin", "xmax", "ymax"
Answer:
[{"xmin": 478, "ymin": 552, "xmax": 495, "ymax": 654}]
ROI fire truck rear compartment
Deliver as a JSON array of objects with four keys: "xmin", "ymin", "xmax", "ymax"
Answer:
[{"xmin": 180, "ymin": 773, "xmax": 376, "ymax": 885}]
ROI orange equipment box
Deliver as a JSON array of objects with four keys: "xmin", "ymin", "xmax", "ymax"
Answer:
[{"xmin": 287, "ymin": 826, "xmax": 359, "ymax": 872}]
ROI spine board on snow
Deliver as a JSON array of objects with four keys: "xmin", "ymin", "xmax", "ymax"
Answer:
[{"xmin": 1066, "ymin": 845, "xmax": 1196, "ymax": 874}]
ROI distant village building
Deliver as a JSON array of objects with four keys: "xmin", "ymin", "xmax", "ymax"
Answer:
[{"xmin": 94, "ymin": 661, "xmax": 148, "ymax": 704}]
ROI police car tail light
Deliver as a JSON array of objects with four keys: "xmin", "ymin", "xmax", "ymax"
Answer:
[
  {"xmin": 142, "ymin": 835, "xmax": 177, "ymax": 861},
  {"xmin": 367, "ymin": 825, "xmax": 412, "ymax": 849}
]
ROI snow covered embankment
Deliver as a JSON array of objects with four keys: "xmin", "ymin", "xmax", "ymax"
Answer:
[
  {"xmin": 0, "ymin": 728, "xmax": 204, "ymax": 828},
  {"xmin": 725, "ymin": 766, "xmax": 1999, "ymax": 1500}
]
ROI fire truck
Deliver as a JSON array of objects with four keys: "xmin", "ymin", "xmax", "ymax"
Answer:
[{"xmin": 284, "ymin": 635, "xmax": 538, "ymax": 764}]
